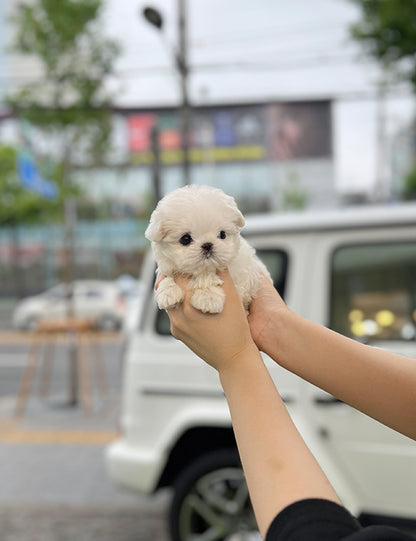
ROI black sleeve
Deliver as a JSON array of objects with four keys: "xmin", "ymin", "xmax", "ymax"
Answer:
[
  {"xmin": 265, "ymin": 498, "xmax": 416, "ymax": 541},
  {"xmin": 265, "ymin": 499, "xmax": 361, "ymax": 541}
]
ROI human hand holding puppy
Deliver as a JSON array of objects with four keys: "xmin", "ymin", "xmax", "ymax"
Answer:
[
  {"xmin": 159, "ymin": 269, "xmax": 343, "ymax": 539},
  {"xmin": 162, "ymin": 269, "xmax": 259, "ymax": 373}
]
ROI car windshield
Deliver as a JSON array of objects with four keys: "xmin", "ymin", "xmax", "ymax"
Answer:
[{"xmin": 45, "ymin": 285, "xmax": 67, "ymax": 300}]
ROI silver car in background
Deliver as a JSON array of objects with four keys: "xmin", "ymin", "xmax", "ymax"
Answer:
[{"xmin": 13, "ymin": 280, "xmax": 127, "ymax": 331}]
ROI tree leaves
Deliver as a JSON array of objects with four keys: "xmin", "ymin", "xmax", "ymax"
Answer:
[
  {"xmin": 350, "ymin": 0, "xmax": 416, "ymax": 87},
  {"xmin": 7, "ymin": 0, "xmax": 121, "ymax": 167}
]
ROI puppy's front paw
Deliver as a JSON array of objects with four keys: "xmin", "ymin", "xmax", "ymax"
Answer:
[
  {"xmin": 156, "ymin": 277, "xmax": 184, "ymax": 310},
  {"xmin": 191, "ymin": 286, "xmax": 225, "ymax": 314}
]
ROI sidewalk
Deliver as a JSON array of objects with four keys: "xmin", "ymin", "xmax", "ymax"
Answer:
[
  {"xmin": 0, "ymin": 330, "xmax": 122, "ymax": 439},
  {"xmin": 0, "ymin": 392, "xmax": 131, "ymax": 505},
  {"xmin": 0, "ymin": 329, "xmax": 120, "ymax": 344},
  {"xmin": 0, "ymin": 330, "xmax": 171, "ymax": 541},
  {"xmin": 0, "ymin": 392, "xmax": 120, "ymax": 443},
  {"xmin": 0, "ymin": 394, "xmax": 170, "ymax": 541}
]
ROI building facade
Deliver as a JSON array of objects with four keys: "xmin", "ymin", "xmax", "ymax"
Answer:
[{"xmin": 0, "ymin": 98, "xmax": 335, "ymax": 296}]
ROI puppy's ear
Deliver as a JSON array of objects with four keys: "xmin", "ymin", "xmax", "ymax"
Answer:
[
  {"xmin": 233, "ymin": 208, "xmax": 245, "ymax": 228},
  {"xmin": 145, "ymin": 218, "xmax": 166, "ymax": 242},
  {"xmin": 226, "ymin": 195, "xmax": 245, "ymax": 228}
]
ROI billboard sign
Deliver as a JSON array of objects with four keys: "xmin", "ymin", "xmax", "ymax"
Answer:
[{"xmin": 126, "ymin": 100, "xmax": 332, "ymax": 166}]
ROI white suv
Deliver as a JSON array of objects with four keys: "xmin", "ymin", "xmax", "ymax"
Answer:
[{"xmin": 106, "ymin": 204, "xmax": 416, "ymax": 541}]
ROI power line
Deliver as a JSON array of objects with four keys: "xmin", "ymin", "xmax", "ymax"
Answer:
[
  {"xmin": 0, "ymin": 86, "xmax": 412, "ymax": 108},
  {"xmin": 193, "ymin": 54, "xmax": 371, "ymax": 72},
  {"xmin": 191, "ymin": 23, "xmax": 348, "ymax": 49},
  {"xmin": 0, "ymin": 48, "xmax": 373, "ymax": 84},
  {"xmin": 110, "ymin": 52, "xmax": 374, "ymax": 77}
]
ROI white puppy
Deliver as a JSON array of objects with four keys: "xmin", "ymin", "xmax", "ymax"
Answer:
[{"xmin": 145, "ymin": 185, "xmax": 271, "ymax": 314}]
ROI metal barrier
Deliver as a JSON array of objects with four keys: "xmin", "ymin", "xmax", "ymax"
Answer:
[{"xmin": 14, "ymin": 318, "xmax": 109, "ymax": 416}]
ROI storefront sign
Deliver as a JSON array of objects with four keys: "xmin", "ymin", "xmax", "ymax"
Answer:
[{"xmin": 126, "ymin": 100, "xmax": 331, "ymax": 166}]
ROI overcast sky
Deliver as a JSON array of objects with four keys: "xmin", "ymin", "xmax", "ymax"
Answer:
[{"xmin": 104, "ymin": 0, "xmax": 377, "ymax": 105}]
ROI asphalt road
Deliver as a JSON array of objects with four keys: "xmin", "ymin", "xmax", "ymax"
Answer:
[
  {"xmin": 0, "ymin": 334, "xmax": 171, "ymax": 541},
  {"xmin": 0, "ymin": 504, "xmax": 169, "ymax": 541},
  {"xmin": 2, "ymin": 333, "xmax": 416, "ymax": 541},
  {"xmin": 0, "ymin": 503, "xmax": 170, "ymax": 541}
]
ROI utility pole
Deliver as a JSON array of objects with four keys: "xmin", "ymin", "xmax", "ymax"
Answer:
[
  {"xmin": 142, "ymin": 0, "xmax": 191, "ymax": 187},
  {"xmin": 63, "ymin": 194, "xmax": 78, "ymax": 406},
  {"xmin": 151, "ymin": 124, "xmax": 162, "ymax": 203},
  {"xmin": 177, "ymin": 0, "xmax": 190, "ymax": 185},
  {"xmin": 374, "ymin": 78, "xmax": 387, "ymax": 203}
]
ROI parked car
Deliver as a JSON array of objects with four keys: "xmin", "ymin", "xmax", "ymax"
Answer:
[
  {"xmin": 106, "ymin": 203, "xmax": 416, "ymax": 541},
  {"xmin": 13, "ymin": 280, "xmax": 126, "ymax": 331}
]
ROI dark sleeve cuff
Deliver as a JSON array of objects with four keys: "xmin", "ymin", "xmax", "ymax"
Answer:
[{"xmin": 265, "ymin": 498, "xmax": 362, "ymax": 541}]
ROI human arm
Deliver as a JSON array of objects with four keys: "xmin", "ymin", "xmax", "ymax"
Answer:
[
  {"xmin": 248, "ymin": 275, "xmax": 416, "ymax": 440},
  {"xmin": 165, "ymin": 270, "xmax": 341, "ymax": 538}
]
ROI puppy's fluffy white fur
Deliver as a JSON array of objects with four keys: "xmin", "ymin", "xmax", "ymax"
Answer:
[{"xmin": 145, "ymin": 185, "xmax": 271, "ymax": 314}]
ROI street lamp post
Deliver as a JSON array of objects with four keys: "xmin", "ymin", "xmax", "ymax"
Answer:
[{"xmin": 142, "ymin": 2, "xmax": 190, "ymax": 186}]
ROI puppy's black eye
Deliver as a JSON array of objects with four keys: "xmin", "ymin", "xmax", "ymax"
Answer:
[
  {"xmin": 218, "ymin": 231, "xmax": 226, "ymax": 240},
  {"xmin": 179, "ymin": 233, "xmax": 192, "ymax": 246}
]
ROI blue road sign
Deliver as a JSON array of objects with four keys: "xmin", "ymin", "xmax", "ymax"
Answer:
[{"xmin": 17, "ymin": 153, "xmax": 58, "ymax": 200}]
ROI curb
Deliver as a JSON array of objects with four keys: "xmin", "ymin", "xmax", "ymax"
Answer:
[{"xmin": 0, "ymin": 331, "xmax": 122, "ymax": 344}]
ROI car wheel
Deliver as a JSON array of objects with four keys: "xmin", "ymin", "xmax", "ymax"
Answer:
[
  {"xmin": 169, "ymin": 449, "xmax": 259, "ymax": 541},
  {"xmin": 22, "ymin": 316, "xmax": 39, "ymax": 332}
]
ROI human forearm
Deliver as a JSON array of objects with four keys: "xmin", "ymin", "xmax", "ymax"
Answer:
[
  {"xmin": 219, "ymin": 349, "xmax": 340, "ymax": 538},
  {"xmin": 166, "ymin": 271, "xmax": 342, "ymax": 536},
  {"xmin": 259, "ymin": 308, "xmax": 416, "ymax": 439}
]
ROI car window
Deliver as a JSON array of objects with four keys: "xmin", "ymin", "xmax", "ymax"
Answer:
[
  {"xmin": 155, "ymin": 249, "xmax": 288, "ymax": 335},
  {"xmin": 330, "ymin": 242, "xmax": 416, "ymax": 342},
  {"xmin": 45, "ymin": 285, "xmax": 66, "ymax": 300}
]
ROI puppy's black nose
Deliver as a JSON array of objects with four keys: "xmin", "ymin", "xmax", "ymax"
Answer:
[{"xmin": 201, "ymin": 242, "xmax": 213, "ymax": 254}]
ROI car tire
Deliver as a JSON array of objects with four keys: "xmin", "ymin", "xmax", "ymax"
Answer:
[
  {"xmin": 22, "ymin": 315, "xmax": 39, "ymax": 332},
  {"xmin": 169, "ymin": 448, "xmax": 258, "ymax": 541}
]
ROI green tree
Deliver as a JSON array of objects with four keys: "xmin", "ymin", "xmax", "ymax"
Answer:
[
  {"xmin": 6, "ymin": 0, "xmax": 120, "ymax": 290},
  {"xmin": 8, "ymin": 0, "xmax": 120, "ymax": 164},
  {"xmin": 0, "ymin": 145, "xmax": 75, "ymax": 226},
  {"xmin": 1, "ymin": 146, "xmax": 47, "ymax": 226},
  {"xmin": 404, "ymin": 159, "xmax": 416, "ymax": 200},
  {"xmin": 350, "ymin": 1, "xmax": 416, "ymax": 201},
  {"xmin": 0, "ymin": 145, "xmax": 80, "ymax": 225},
  {"xmin": 281, "ymin": 169, "xmax": 308, "ymax": 211},
  {"xmin": 5, "ymin": 1, "xmax": 121, "ymax": 403},
  {"xmin": 350, "ymin": 0, "xmax": 416, "ymax": 88},
  {"xmin": 0, "ymin": 145, "xmax": 66, "ymax": 296}
]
